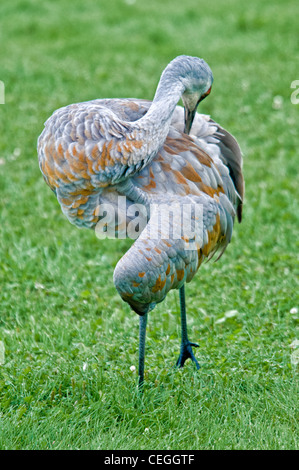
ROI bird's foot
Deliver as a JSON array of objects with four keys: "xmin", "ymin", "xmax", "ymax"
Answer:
[{"xmin": 176, "ymin": 341, "xmax": 200, "ymax": 369}]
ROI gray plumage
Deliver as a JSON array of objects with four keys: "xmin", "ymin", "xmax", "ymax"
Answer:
[{"xmin": 37, "ymin": 56, "xmax": 244, "ymax": 386}]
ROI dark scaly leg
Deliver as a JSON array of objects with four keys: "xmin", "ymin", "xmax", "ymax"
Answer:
[
  {"xmin": 176, "ymin": 285, "xmax": 200, "ymax": 369},
  {"xmin": 138, "ymin": 312, "xmax": 148, "ymax": 389}
]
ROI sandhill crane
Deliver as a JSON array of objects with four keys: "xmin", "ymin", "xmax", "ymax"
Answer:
[{"xmin": 38, "ymin": 55, "xmax": 244, "ymax": 387}]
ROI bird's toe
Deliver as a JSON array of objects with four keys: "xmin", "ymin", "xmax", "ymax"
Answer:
[{"xmin": 175, "ymin": 341, "xmax": 200, "ymax": 370}]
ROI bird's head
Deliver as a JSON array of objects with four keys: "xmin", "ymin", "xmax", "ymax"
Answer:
[{"xmin": 168, "ymin": 56, "xmax": 213, "ymax": 134}]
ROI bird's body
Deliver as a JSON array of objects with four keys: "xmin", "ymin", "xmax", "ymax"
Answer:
[{"xmin": 38, "ymin": 56, "xmax": 244, "ymax": 386}]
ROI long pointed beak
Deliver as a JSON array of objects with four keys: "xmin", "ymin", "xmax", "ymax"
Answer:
[{"xmin": 184, "ymin": 107, "xmax": 196, "ymax": 135}]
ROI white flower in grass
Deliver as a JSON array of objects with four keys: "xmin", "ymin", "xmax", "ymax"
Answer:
[
  {"xmin": 215, "ymin": 309, "xmax": 238, "ymax": 324},
  {"xmin": 272, "ymin": 95, "xmax": 283, "ymax": 109}
]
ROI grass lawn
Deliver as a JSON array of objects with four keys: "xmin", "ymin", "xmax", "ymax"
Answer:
[{"xmin": 0, "ymin": 0, "xmax": 298, "ymax": 450}]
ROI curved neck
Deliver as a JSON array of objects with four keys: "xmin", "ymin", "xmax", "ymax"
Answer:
[
  {"xmin": 113, "ymin": 68, "xmax": 186, "ymax": 183},
  {"xmin": 126, "ymin": 74, "xmax": 184, "ymax": 170},
  {"xmin": 139, "ymin": 73, "xmax": 185, "ymax": 131}
]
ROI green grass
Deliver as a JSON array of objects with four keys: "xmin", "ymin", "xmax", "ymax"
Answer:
[{"xmin": 0, "ymin": 0, "xmax": 298, "ymax": 450}]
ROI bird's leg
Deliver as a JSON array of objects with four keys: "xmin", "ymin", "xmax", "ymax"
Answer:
[
  {"xmin": 116, "ymin": 179, "xmax": 151, "ymax": 210},
  {"xmin": 115, "ymin": 180, "xmax": 151, "ymax": 236},
  {"xmin": 176, "ymin": 285, "xmax": 200, "ymax": 369},
  {"xmin": 138, "ymin": 312, "xmax": 148, "ymax": 389}
]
